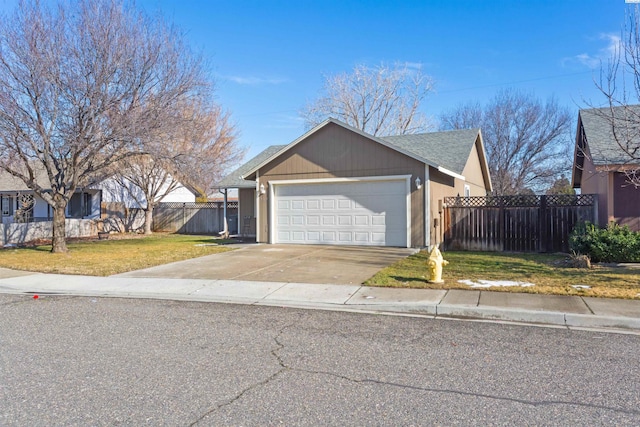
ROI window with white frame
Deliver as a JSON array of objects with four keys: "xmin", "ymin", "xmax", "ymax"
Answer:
[{"xmin": 464, "ymin": 184, "xmax": 471, "ymax": 198}]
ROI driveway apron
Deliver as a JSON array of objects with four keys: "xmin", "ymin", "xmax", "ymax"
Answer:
[{"xmin": 115, "ymin": 244, "xmax": 417, "ymax": 285}]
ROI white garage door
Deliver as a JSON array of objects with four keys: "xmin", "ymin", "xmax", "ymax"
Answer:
[{"xmin": 274, "ymin": 179, "xmax": 408, "ymax": 247}]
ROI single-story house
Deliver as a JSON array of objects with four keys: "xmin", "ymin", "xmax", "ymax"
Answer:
[
  {"xmin": 572, "ymin": 106, "xmax": 640, "ymax": 231},
  {"xmin": 217, "ymin": 118, "xmax": 492, "ymax": 248},
  {"xmin": 0, "ymin": 168, "xmax": 195, "ymax": 224}
]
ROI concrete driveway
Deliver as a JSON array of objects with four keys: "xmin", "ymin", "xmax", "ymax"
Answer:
[{"xmin": 116, "ymin": 244, "xmax": 417, "ymax": 285}]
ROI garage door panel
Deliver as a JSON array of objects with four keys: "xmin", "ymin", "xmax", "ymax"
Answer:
[
  {"xmin": 274, "ymin": 180, "xmax": 408, "ymax": 247},
  {"xmin": 308, "ymin": 231, "xmax": 320, "ymax": 240},
  {"xmin": 338, "ymin": 215, "xmax": 351, "ymax": 225},
  {"xmin": 322, "ymin": 231, "xmax": 336, "ymax": 242},
  {"xmin": 278, "ymin": 231, "xmax": 290, "ymax": 241},
  {"xmin": 338, "ymin": 200, "xmax": 351, "ymax": 209},
  {"xmin": 372, "ymin": 215, "xmax": 385, "ymax": 225},
  {"xmin": 278, "ymin": 216, "xmax": 290, "ymax": 225},
  {"xmin": 339, "ymin": 232, "xmax": 352, "ymax": 242},
  {"xmin": 278, "ymin": 200, "xmax": 290, "ymax": 210},
  {"xmin": 354, "ymin": 232, "xmax": 369, "ymax": 242},
  {"xmin": 354, "ymin": 215, "xmax": 368, "ymax": 225}
]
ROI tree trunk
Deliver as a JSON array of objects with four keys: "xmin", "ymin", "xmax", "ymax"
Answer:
[
  {"xmin": 51, "ymin": 203, "xmax": 68, "ymax": 253},
  {"xmin": 144, "ymin": 206, "xmax": 153, "ymax": 235}
]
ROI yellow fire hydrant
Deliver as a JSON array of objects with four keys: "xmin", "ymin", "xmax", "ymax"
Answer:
[{"xmin": 427, "ymin": 245, "xmax": 448, "ymax": 283}]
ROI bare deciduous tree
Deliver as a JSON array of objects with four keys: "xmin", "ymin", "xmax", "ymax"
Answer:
[
  {"xmin": 0, "ymin": 0, "xmax": 209, "ymax": 252},
  {"xmin": 110, "ymin": 155, "xmax": 180, "ymax": 235},
  {"xmin": 112, "ymin": 101, "xmax": 243, "ymax": 234},
  {"xmin": 171, "ymin": 103, "xmax": 243, "ymax": 198},
  {"xmin": 592, "ymin": 5, "xmax": 640, "ymax": 187},
  {"xmin": 440, "ymin": 89, "xmax": 572, "ymax": 195},
  {"xmin": 301, "ymin": 63, "xmax": 434, "ymax": 136}
]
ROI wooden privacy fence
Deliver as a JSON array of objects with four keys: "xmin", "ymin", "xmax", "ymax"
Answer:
[
  {"xmin": 152, "ymin": 202, "xmax": 238, "ymax": 234},
  {"xmin": 442, "ymin": 194, "xmax": 597, "ymax": 253}
]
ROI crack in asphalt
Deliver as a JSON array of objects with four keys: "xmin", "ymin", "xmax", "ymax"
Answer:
[
  {"xmin": 188, "ymin": 324, "xmax": 291, "ymax": 426},
  {"xmin": 189, "ymin": 318, "xmax": 639, "ymax": 424},
  {"xmin": 288, "ymin": 367, "xmax": 640, "ymax": 417}
]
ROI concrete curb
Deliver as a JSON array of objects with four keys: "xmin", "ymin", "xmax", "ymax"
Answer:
[
  {"xmin": 436, "ymin": 305, "xmax": 567, "ymax": 326},
  {"xmin": 565, "ymin": 313, "xmax": 640, "ymax": 330},
  {"xmin": 1, "ymin": 274, "xmax": 639, "ymax": 333}
]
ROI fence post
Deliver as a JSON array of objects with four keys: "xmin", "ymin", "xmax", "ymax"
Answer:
[
  {"xmin": 498, "ymin": 197, "xmax": 505, "ymax": 251},
  {"xmin": 539, "ymin": 195, "xmax": 547, "ymax": 252},
  {"xmin": 182, "ymin": 203, "xmax": 186, "ymax": 232}
]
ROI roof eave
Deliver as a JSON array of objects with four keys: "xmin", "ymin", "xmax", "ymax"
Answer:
[
  {"xmin": 571, "ymin": 115, "xmax": 585, "ymax": 188},
  {"xmin": 473, "ymin": 129, "xmax": 492, "ymax": 192},
  {"xmin": 241, "ymin": 117, "xmax": 464, "ymax": 180},
  {"xmin": 437, "ymin": 166, "xmax": 465, "ymax": 181}
]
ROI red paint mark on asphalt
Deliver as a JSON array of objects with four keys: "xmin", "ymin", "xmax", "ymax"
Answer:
[{"xmin": 33, "ymin": 295, "xmax": 39, "ymax": 299}]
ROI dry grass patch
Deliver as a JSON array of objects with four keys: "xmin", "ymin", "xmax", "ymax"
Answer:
[
  {"xmin": 0, "ymin": 234, "xmax": 234, "ymax": 276},
  {"xmin": 365, "ymin": 250, "xmax": 640, "ymax": 300}
]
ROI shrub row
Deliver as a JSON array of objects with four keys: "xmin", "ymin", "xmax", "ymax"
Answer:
[{"xmin": 569, "ymin": 222, "xmax": 640, "ymax": 263}]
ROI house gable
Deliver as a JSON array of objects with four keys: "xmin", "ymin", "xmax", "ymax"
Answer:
[
  {"xmin": 572, "ymin": 108, "xmax": 640, "ymax": 230},
  {"xmin": 239, "ymin": 118, "xmax": 494, "ymax": 248},
  {"xmin": 577, "ymin": 107, "xmax": 640, "ymax": 169},
  {"xmin": 259, "ymin": 121, "xmax": 425, "ymax": 180},
  {"xmin": 254, "ymin": 121, "xmax": 427, "ymax": 247},
  {"xmin": 461, "ymin": 134, "xmax": 492, "ymax": 193}
]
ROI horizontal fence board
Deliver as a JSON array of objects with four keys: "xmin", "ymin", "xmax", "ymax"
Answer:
[{"xmin": 443, "ymin": 195, "xmax": 597, "ymax": 253}]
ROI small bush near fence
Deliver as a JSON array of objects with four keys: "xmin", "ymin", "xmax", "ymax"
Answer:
[{"xmin": 570, "ymin": 222, "xmax": 640, "ymax": 263}]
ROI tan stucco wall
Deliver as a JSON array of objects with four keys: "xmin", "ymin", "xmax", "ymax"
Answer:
[
  {"xmin": 256, "ymin": 123, "xmax": 425, "ymax": 247},
  {"xmin": 462, "ymin": 138, "xmax": 489, "ymax": 195},
  {"xmin": 428, "ymin": 168, "xmax": 455, "ymax": 246},
  {"xmin": 429, "ymin": 139, "xmax": 491, "ymax": 246},
  {"xmin": 238, "ymin": 188, "xmax": 256, "ymax": 235},
  {"xmin": 579, "ymin": 154, "xmax": 610, "ymax": 227}
]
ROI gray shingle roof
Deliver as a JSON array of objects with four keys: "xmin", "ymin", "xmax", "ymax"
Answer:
[
  {"xmin": 0, "ymin": 167, "xmax": 52, "ymax": 192},
  {"xmin": 580, "ymin": 106, "xmax": 640, "ymax": 166},
  {"xmin": 381, "ymin": 128, "xmax": 481, "ymax": 175},
  {"xmin": 216, "ymin": 145, "xmax": 287, "ymax": 188}
]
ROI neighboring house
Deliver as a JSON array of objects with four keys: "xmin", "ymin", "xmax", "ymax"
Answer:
[
  {"xmin": 0, "ymin": 170, "xmax": 100, "ymax": 223},
  {"xmin": 572, "ymin": 107, "xmax": 640, "ymax": 231},
  {"xmin": 216, "ymin": 118, "xmax": 492, "ymax": 248},
  {"xmin": 95, "ymin": 176, "xmax": 196, "ymax": 209},
  {"xmin": 0, "ymin": 169, "xmax": 195, "ymax": 224}
]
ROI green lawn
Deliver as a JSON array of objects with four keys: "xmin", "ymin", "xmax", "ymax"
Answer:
[
  {"xmin": 365, "ymin": 250, "xmax": 640, "ymax": 299},
  {"xmin": 0, "ymin": 234, "xmax": 234, "ymax": 276}
]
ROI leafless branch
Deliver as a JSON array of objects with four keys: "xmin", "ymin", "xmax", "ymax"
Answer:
[
  {"xmin": 440, "ymin": 89, "xmax": 572, "ymax": 195},
  {"xmin": 301, "ymin": 63, "xmax": 434, "ymax": 136},
  {"xmin": 0, "ymin": 0, "xmax": 212, "ymax": 251}
]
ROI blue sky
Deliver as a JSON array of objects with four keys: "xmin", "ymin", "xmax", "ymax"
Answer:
[{"xmin": 0, "ymin": 0, "xmax": 631, "ymax": 167}]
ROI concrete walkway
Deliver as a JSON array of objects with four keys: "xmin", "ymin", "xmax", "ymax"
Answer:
[{"xmin": 0, "ymin": 267, "xmax": 639, "ymax": 332}]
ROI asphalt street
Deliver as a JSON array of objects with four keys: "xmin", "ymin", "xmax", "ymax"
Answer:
[{"xmin": 1, "ymin": 294, "xmax": 639, "ymax": 426}]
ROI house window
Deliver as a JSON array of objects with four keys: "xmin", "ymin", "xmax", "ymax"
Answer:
[
  {"xmin": 1, "ymin": 196, "xmax": 14, "ymax": 217},
  {"xmin": 464, "ymin": 185, "xmax": 471, "ymax": 198},
  {"xmin": 69, "ymin": 192, "xmax": 92, "ymax": 218}
]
